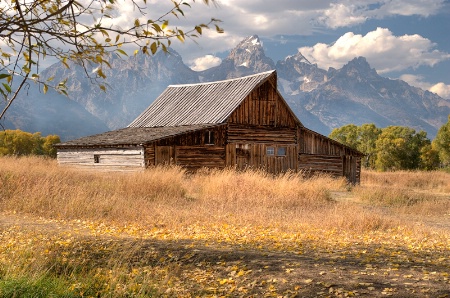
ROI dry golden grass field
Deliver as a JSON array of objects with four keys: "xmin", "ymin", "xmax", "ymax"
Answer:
[{"xmin": 0, "ymin": 156, "xmax": 449, "ymax": 297}]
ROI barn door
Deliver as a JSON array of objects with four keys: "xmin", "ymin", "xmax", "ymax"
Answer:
[
  {"xmin": 236, "ymin": 144, "xmax": 251, "ymax": 170},
  {"xmin": 156, "ymin": 146, "xmax": 174, "ymax": 165}
]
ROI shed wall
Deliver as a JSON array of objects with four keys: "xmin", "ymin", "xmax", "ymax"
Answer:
[
  {"xmin": 298, "ymin": 154, "xmax": 343, "ymax": 177},
  {"xmin": 57, "ymin": 148, "xmax": 145, "ymax": 171},
  {"xmin": 144, "ymin": 125, "xmax": 227, "ymax": 169}
]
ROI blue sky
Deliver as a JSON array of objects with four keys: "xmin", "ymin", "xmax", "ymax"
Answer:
[{"xmin": 158, "ymin": 0, "xmax": 450, "ymax": 99}]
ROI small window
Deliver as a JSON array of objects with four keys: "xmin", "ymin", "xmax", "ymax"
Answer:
[
  {"xmin": 277, "ymin": 147, "xmax": 287, "ymax": 156},
  {"xmin": 266, "ymin": 147, "xmax": 275, "ymax": 156},
  {"xmin": 94, "ymin": 155, "xmax": 100, "ymax": 163},
  {"xmin": 204, "ymin": 131, "xmax": 215, "ymax": 145}
]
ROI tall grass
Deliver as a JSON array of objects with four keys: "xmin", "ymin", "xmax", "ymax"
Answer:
[
  {"xmin": 361, "ymin": 169, "xmax": 450, "ymax": 192},
  {"xmin": 356, "ymin": 170, "xmax": 450, "ymax": 217},
  {"xmin": 1, "ymin": 157, "xmax": 450, "ymax": 297},
  {"xmin": 0, "ymin": 156, "xmax": 350, "ymax": 228},
  {"xmin": 2, "ymin": 157, "xmax": 449, "ymax": 232}
]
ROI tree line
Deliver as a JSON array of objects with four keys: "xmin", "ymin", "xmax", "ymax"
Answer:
[
  {"xmin": 0, "ymin": 130, "xmax": 60, "ymax": 158},
  {"xmin": 329, "ymin": 115, "xmax": 450, "ymax": 171}
]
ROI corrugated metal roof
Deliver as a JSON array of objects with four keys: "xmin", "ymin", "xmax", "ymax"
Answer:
[
  {"xmin": 128, "ymin": 70, "xmax": 276, "ymax": 127},
  {"xmin": 55, "ymin": 124, "xmax": 221, "ymax": 148}
]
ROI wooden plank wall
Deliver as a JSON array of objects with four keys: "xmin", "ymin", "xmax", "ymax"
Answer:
[
  {"xmin": 343, "ymin": 156, "xmax": 362, "ymax": 184},
  {"xmin": 155, "ymin": 125, "xmax": 227, "ymax": 147},
  {"xmin": 144, "ymin": 125, "xmax": 227, "ymax": 167},
  {"xmin": 298, "ymin": 128, "xmax": 363, "ymax": 183},
  {"xmin": 228, "ymin": 81, "xmax": 297, "ymax": 127},
  {"xmin": 298, "ymin": 128, "xmax": 345, "ymax": 155},
  {"xmin": 226, "ymin": 143, "xmax": 297, "ymax": 173},
  {"xmin": 143, "ymin": 126, "xmax": 228, "ymax": 170},
  {"xmin": 57, "ymin": 148, "xmax": 145, "ymax": 171},
  {"xmin": 298, "ymin": 154, "xmax": 343, "ymax": 177},
  {"xmin": 176, "ymin": 145, "xmax": 226, "ymax": 170},
  {"xmin": 145, "ymin": 145, "xmax": 155, "ymax": 167},
  {"xmin": 228, "ymin": 124, "xmax": 296, "ymax": 144},
  {"xmin": 146, "ymin": 145, "xmax": 226, "ymax": 170}
]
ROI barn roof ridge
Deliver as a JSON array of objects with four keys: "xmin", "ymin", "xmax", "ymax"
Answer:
[{"xmin": 168, "ymin": 70, "xmax": 276, "ymax": 87}]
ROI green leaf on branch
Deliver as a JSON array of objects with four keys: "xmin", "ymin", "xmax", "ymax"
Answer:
[
  {"xmin": 215, "ymin": 25, "xmax": 224, "ymax": 33},
  {"xmin": 162, "ymin": 20, "xmax": 169, "ymax": 30},
  {"xmin": 96, "ymin": 68, "xmax": 106, "ymax": 79},
  {"xmin": 116, "ymin": 49, "xmax": 128, "ymax": 56},
  {"xmin": 2, "ymin": 83, "xmax": 11, "ymax": 93},
  {"xmin": 152, "ymin": 23, "xmax": 162, "ymax": 32},
  {"xmin": 150, "ymin": 42, "xmax": 157, "ymax": 55}
]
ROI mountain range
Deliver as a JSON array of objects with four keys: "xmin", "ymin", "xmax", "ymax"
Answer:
[{"xmin": 2, "ymin": 35, "xmax": 449, "ymax": 141}]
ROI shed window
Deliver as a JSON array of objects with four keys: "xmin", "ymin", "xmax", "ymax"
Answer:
[
  {"xmin": 204, "ymin": 131, "xmax": 215, "ymax": 145},
  {"xmin": 94, "ymin": 154, "xmax": 100, "ymax": 163},
  {"xmin": 277, "ymin": 147, "xmax": 287, "ymax": 156},
  {"xmin": 266, "ymin": 147, "xmax": 275, "ymax": 156}
]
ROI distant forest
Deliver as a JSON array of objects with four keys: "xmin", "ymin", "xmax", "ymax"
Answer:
[{"xmin": 328, "ymin": 117, "xmax": 450, "ymax": 171}]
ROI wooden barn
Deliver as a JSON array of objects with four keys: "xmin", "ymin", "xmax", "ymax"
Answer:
[{"xmin": 55, "ymin": 70, "xmax": 363, "ymax": 183}]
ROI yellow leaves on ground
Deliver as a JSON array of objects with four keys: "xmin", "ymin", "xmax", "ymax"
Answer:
[{"xmin": 1, "ymin": 214, "xmax": 449, "ymax": 297}]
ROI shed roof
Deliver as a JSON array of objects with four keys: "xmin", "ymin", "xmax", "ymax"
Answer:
[
  {"xmin": 55, "ymin": 124, "xmax": 220, "ymax": 148},
  {"xmin": 128, "ymin": 70, "xmax": 278, "ymax": 127}
]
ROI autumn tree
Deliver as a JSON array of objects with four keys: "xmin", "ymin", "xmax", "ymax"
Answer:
[
  {"xmin": 328, "ymin": 124, "xmax": 359, "ymax": 149},
  {"xmin": 0, "ymin": 129, "xmax": 60, "ymax": 157},
  {"xmin": 0, "ymin": 0, "xmax": 222, "ymax": 120},
  {"xmin": 375, "ymin": 126, "xmax": 430, "ymax": 171},
  {"xmin": 419, "ymin": 143, "xmax": 440, "ymax": 170},
  {"xmin": 330, "ymin": 123, "xmax": 438, "ymax": 171},
  {"xmin": 432, "ymin": 115, "xmax": 450, "ymax": 167},
  {"xmin": 329, "ymin": 123, "xmax": 381, "ymax": 168}
]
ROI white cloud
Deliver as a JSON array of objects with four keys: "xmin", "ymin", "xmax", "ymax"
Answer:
[
  {"xmin": 298, "ymin": 28, "xmax": 450, "ymax": 73},
  {"xmin": 378, "ymin": 0, "xmax": 445, "ymax": 17},
  {"xmin": 189, "ymin": 55, "xmax": 222, "ymax": 71},
  {"xmin": 165, "ymin": 0, "xmax": 448, "ymax": 62},
  {"xmin": 78, "ymin": 0, "xmax": 447, "ymax": 64},
  {"xmin": 400, "ymin": 74, "xmax": 450, "ymax": 99},
  {"xmin": 430, "ymin": 83, "xmax": 450, "ymax": 99},
  {"xmin": 319, "ymin": 3, "xmax": 368, "ymax": 28},
  {"xmin": 317, "ymin": 0, "xmax": 446, "ymax": 28},
  {"xmin": 399, "ymin": 74, "xmax": 431, "ymax": 89}
]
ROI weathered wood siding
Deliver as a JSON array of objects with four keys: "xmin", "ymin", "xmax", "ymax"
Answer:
[
  {"xmin": 343, "ymin": 155, "xmax": 361, "ymax": 184},
  {"xmin": 176, "ymin": 145, "xmax": 226, "ymax": 170},
  {"xmin": 298, "ymin": 128, "xmax": 348, "ymax": 155},
  {"xmin": 298, "ymin": 154, "xmax": 343, "ymax": 176},
  {"xmin": 226, "ymin": 143, "xmax": 297, "ymax": 173},
  {"xmin": 57, "ymin": 147, "xmax": 145, "ymax": 171},
  {"xmin": 298, "ymin": 128, "xmax": 363, "ymax": 183},
  {"xmin": 228, "ymin": 80, "xmax": 297, "ymax": 128},
  {"xmin": 144, "ymin": 125, "xmax": 227, "ymax": 169},
  {"xmin": 228, "ymin": 124, "xmax": 297, "ymax": 144}
]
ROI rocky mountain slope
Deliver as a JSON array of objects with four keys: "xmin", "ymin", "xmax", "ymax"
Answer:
[
  {"xmin": 282, "ymin": 56, "xmax": 450, "ymax": 138},
  {"xmin": 1, "ymin": 82, "xmax": 109, "ymax": 141},
  {"xmin": 3, "ymin": 35, "xmax": 449, "ymax": 140},
  {"xmin": 40, "ymin": 50, "xmax": 200, "ymax": 130}
]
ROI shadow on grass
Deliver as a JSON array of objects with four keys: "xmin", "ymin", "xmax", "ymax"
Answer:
[{"xmin": 25, "ymin": 232, "xmax": 450, "ymax": 297}]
